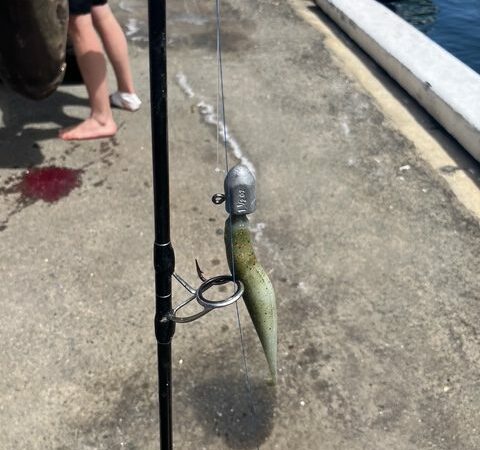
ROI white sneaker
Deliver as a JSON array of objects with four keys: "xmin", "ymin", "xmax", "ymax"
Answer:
[{"xmin": 110, "ymin": 91, "xmax": 142, "ymax": 112}]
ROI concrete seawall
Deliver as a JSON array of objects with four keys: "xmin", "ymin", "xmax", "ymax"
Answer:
[{"xmin": 314, "ymin": 0, "xmax": 480, "ymax": 163}]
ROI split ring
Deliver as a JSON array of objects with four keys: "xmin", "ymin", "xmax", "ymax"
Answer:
[{"xmin": 197, "ymin": 275, "xmax": 244, "ymax": 309}]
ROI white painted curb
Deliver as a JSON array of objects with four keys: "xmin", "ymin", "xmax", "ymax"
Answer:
[{"xmin": 314, "ymin": 0, "xmax": 480, "ymax": 162}]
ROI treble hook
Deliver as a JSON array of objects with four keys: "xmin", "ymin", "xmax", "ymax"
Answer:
[{"xmin": 168, "ymin": 261, "xmax": 244, "ymax": 323}]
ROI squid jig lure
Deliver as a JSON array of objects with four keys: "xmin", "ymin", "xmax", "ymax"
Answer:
[{"xmin": 168, "ymin": 164, "xmax": 278, "ymax": 384}]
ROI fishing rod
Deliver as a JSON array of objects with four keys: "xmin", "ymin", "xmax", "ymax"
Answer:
[
  {"xmin": 147, "ymin": 2, "xmax": 277, "ymax": 449},
  {"xmin": 147, "ymin": 1, "xmax": 174, "ymax": 448}
]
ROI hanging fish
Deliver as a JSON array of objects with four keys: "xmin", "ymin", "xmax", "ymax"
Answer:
[
  {"xmin": 0, "ymin": 0, "xmax": 69, "ymax": 99},
  {"xmin": 223, "ymin": 165, "xmax": 277, "ymax": 384}
]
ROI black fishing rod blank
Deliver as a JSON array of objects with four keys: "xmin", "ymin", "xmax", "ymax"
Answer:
[{"xmin": 147, "ymin": 0, "xmax": 175, "ymax": 449}]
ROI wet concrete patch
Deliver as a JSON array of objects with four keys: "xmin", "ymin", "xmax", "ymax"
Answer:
[
  {"xmin": 171, "ymin": 27, "xmax": 254, "ymax": 53},
  {"xmin": 114, "ymin": 0, "xmax": 256, "ymax": 53}
]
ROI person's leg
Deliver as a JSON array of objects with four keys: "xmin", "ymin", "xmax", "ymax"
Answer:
[
  {"xmin": 59, "ymin": 12, "xmax": 117, "ymax": 140},
  {"xmin": 91, "ymin": 3, "xmax": 135, "ymax": 94}
]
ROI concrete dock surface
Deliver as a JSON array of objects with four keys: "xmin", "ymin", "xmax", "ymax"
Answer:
[{"xmin": 0, "ymin": 0, "xmax": 479, "ymax": 449}]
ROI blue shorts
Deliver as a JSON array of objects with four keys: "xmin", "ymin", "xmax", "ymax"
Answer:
[{"xmin": 69, "ymin": 0, "xmax": 108, "ymax": 15}]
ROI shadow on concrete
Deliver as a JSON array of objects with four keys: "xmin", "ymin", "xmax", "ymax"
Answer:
[
  {"xmin": 307, "ymin": 5, "xmax": 480, "ymax": 189},
  {"xmin": 187, "ymin": 374, "xmax": 276, "ymax": 449},
  {"xmin": 53, "ymin": 365, "xmax": 275, "ymax": 449},
  {"xmin": 0, "ymin": 85, "xmax": 87, "ymax": 168}
]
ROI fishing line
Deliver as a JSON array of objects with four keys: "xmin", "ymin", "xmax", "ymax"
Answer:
[
  {"xmin": 215, "ymin": 1, "xmax": 260, "ymax": 448},
  {"xmin": 215, "ymin": 0, "xmax": 227, "ymax": 174}
]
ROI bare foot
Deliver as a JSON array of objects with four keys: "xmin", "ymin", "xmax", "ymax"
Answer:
[{"xmin": 59, "ymin": 117, "xmax": 117, "ymax": 141}]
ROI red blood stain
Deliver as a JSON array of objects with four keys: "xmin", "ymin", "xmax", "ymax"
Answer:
[{"xmin": 19, "ymin": 166, "xmax": 82, "ymax": 202}]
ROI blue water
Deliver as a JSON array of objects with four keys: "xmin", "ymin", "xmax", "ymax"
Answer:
[{"xmin": 379, "ymin": 0, "xmax": 480, "ymax": 73}]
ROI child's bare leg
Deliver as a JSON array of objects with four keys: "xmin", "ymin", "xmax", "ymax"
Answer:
[
  {"xmin": 92, "ymin": 4, "xmax": 135, "ymax": 94},
  {"xmin": 59, "ymin": 13, "xmax": 117, "ymax": 140}
]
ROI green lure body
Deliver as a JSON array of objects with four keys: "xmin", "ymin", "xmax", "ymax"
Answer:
[{"xmin": 225, "ymin": 215, "xmax": 277, "ymax": 384}]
